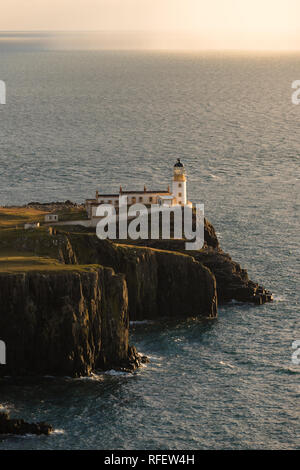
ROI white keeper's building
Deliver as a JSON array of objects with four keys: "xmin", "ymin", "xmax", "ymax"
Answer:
[{"xmin": 85, "ymin": 159, "xmax": 193, "ymax": 220}]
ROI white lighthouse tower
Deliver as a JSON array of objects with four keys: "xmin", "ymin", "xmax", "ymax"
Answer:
[{"xmin": 172, "ymin": 158, "xmax": 187, "ymax": 205}]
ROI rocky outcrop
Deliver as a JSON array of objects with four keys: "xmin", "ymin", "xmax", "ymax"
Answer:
[
  {"xmin": 99, "ymin": 212, "xmax": 272, "ymax": 305},
  {"xmin": 61, "ymin": 236, "xmax": 217, "ymax": 321},
  {"xmin": 190, "ymin": 249, "xmax": 273, "ymax": 304},
  {"xmin": 203, "ymin": 218, "xmax": 219, "ymax": 249},
  {"xmin": 98, "ymin": 234, "xmax": 272, "ymax": 306},
  {"xmin": 0, "ymin": 411, "xmax": 53, "ymax": 436},
  {"xmin": 0, "ymin": 266, "xmax": 137, "ymax": 377}
]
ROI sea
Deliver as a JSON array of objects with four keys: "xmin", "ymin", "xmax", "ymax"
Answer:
[{"xmin": 0, "ymin": 38, "xmax": 299, "ymax": 449}]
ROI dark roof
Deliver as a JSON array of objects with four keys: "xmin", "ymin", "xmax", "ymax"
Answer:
[
  {"xmin": 97, "ymin": 190, "xmax": 170, "ymax": 197},
  {"xmin": 122, "ymin": 190, "xmax": 170, "ymax": 194}
]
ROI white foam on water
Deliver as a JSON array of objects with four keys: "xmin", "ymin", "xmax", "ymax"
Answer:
[
  {"xmin": 74, "ymin": 372, "xmax": 104, "ymax": 382},
  {"xmin": 272, "ymin": 294, "xmax": 287, "ymax": 302},
  {"xmin": 219, "ymin": 361, "xmax": 236, "ymax": 369},
  {"xmin": 145, "ymin": 353, "xmax": 163, "ymax": 361},
  {"xmin": 52, "ymin": 429, "xmax": 65, "ymax": 435},
  {"xmin": 276, "ymin": 366, "xmax": 300, "ymax": 375},
  {"xmin": 104, "ymin": 369, "xmax": 133, "ymax": 377},
  {"xmin": 0, "ymin": 403, "xmax": 14, "ymax": 412},
  {"xmin": 139, "ymin": 362, "xmax": 148, "ymax": 369}
]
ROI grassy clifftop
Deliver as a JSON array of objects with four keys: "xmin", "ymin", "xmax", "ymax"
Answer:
[
  {"xmin": 0, "ymin": 224, "xmax": 218, "ymax": 320},
  {"xmin": 0, "ymin": 205, "xmax": 87, "ymax": 229},
  {"xmin": 0, "ymin": 207, "xmax": 47, "ymax": 228}
]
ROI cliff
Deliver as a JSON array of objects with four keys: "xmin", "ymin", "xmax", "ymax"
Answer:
[
  {"xmin": 92, "ymin": 215, "xmax": 272, "ymax": 306},
  {"xmin": 0, "ymin": 226, "xmax": 217, "ymax": 376},
  {"xmin": 120, "ymin": 240, "xmax": 273, "ymax": 305},
  {"xmin": 0, "ymin": 265, "xmax": 142, "ymax": 377},
  {"xmin": 0, "ymin": 209, "xmax": 272, "ymax": 377},
  {"xmin": 64, "ymin": 237, "xmax": 217, "ymax": 321}
]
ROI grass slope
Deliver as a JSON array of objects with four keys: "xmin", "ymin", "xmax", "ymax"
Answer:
[{"xmin": 0, "ymin": 207, "xmax": 87, "ymax": 228}]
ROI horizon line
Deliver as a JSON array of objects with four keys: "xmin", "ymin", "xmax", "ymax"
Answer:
[{"xmin": 1, "ymin": 30, "xmax": 300, "ymax": 53}]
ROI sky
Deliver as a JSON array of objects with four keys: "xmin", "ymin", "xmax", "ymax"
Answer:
[{"xmin": 1, "ymin": 0, "xmax": 300, "ymax": 50}]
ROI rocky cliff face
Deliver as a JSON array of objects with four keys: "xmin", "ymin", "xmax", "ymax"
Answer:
[
  {"xmin": 0, "ymin": 266, "xmax": 137, "ymax": 377},
  {"xmin": 122, "ymin": 239, "xmax": 273, "ymax": 305},
  {"xmin": 58, "ymin": 236, "xmax": 217, "ymax": 321},
  {"xmin": 0, "ymin": 227, "xmax": 218, "ymax": 376},
  {"xmin": 0, "ymin": 209, "xmax": 271, "ymax": 377},
  {"xmin": 104, "ymin": 216, "xmax": 272, "ymax": 306},
  {"xmin": 190, "ymin": 250, "xmax": 272, "ymax": 304}
]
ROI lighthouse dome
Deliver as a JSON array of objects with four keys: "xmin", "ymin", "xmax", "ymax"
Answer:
[{"xmin": 174, "ymin": 158, "xmax": 184, "ymax": 168}]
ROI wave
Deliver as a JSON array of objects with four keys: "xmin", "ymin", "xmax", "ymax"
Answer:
[
  {"xmin": 272, "ymin": 294, "xmax": 287, "ymax": 302},
  {"xmin": 219, "ymin": 360, "xmax": 236, "ymax": 369},
  {"xmin": 51, "ymin": 428, "xmax": 65, "ymax": 435},
  {"xmin": 74, "ymin": 372, "xmax": 105, "ymax": 382},
  {"xmin": 104, "ymin": 369, "xmax": 134, "ymax": 377},
  {"xmin": 275, "ymin": 366, "xmax": 300, "ymax": 375}
]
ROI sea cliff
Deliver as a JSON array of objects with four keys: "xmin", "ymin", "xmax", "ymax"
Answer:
[
  {"xmin": 0, "ymin": 224, "xmax": 217, "ymax": 377},
  {"xmin": 0, "ymin": 265, "xmax": 139, "ymax": 377},
  {"xmin": 0, "ymin": 209, "xmax": 271, "ymax": 377},
  {"xmin": 63, "ymin": 236, "xmax": 218, "ymax": 321}
]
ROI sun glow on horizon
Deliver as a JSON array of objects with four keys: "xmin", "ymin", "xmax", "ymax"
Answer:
[{"xmin": 0, "ymin": 0, "xmax": 300, "ymax": 51}]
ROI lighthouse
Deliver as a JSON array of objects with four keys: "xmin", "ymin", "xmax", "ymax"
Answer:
[
  {"xmin": 86, "ymin": 158, "xmax": 192, "ymax": 222},
  {"xmin": 172, "ymin": 158, "xmax": 187, "ymax": 205}
]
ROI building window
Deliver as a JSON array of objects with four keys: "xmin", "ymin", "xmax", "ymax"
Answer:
[
  {"xmin": 100, "ymin": 200, "xmax": 104, "ymax": 203},
  {"xmin": 149, "ymin": 197, "xmax": 153, "ymax": 202},
  {"xmin": 115, "ymin": 200, "xmax": 118, "ymax": 205},
  {"xmin": 178, "ymin": 192, "xmax": 182, "ymax": 197},
  {"xmin": 179, "ymin": 183, "xmax": 182, "ymax": 187},
  {"xmin": 108, "ymin": 200, "xmax": 112, "ymax": 204},
  {"xmin": 139, "ymin": 197, "xmax": 143, "ymax": 202}
]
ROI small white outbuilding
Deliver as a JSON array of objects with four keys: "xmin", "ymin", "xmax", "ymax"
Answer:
[
  {"xmin": 24, "ymin": 222, "xmax": 40, "ymax": 230},
  {"xmin": 45, "ymin": 214, "xmax": 59, "ymax": 223}
]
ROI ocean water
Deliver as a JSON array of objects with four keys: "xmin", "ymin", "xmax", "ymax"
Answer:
[{"xmin": 0, "ymin": 49, "xmax": 299, "ymax": 450}]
